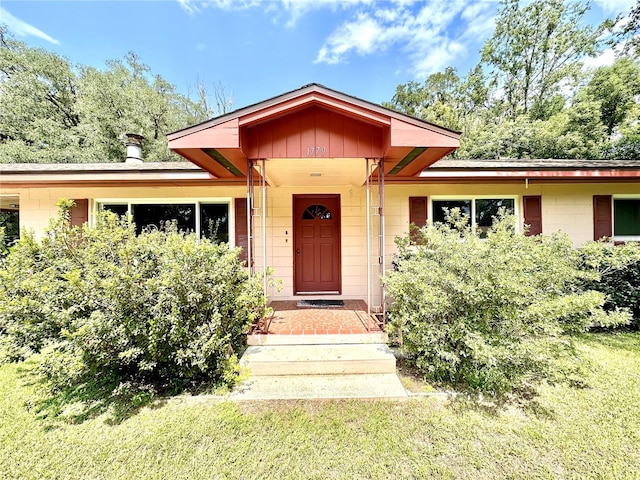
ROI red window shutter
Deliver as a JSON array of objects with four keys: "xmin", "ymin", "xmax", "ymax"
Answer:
[
  {"xmin": 234, "ymin": 198, "xmax": 248, "ymax": 264},
  {"xmin": 593, "ymin": 195, "xmax": 612, "ymax": 240},
  {"xmin": 70, "ymin": 199, "xmax": 88, "ymax": 228},
  {"xmin": 523, "ymin": 196, "xmax": 542, "ymax": 236},
  {"xmin": 409, "ymin": 197, "xmax": 428, "ymax": 227}
]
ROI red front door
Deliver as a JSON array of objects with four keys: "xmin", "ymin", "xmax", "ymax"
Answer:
[{"xmin": 293, "ymin": 194, "xmax": 341, "ymax": 294}]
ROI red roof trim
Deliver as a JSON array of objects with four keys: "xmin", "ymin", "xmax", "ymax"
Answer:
[
  {"xmin": 418, "ymin": 169, "xmax": 640, "ymax": 179},
  {"xmin": 167, "ymin": 84, "xmax": 460, "ymax": 142}
]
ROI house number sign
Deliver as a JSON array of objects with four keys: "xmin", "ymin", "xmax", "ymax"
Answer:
[{"xmin": 306, "ymin": 146, "xmax": 327, "ymax": 157}]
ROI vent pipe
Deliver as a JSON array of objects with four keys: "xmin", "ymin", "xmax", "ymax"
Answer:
[{"xmin": 125, "ymin": 133, "xmax": 144, "ymax": 164}]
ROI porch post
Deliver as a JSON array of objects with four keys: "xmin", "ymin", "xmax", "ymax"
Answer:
[
  {"xmin": 247, "ymin": 159, "xmax": 254, "ymax": 275},
  {"xmin": 377, "ymin": 157, "xmax": 386, "ymax": 325},
  {"xmin": 366, "ymin": 158, "xmax": 386, "ymax": 327},
  {"xmin": 366, "ymin": 159, "xmax": 372, "ymax": 316},
  {"xmin": 247, "ymin": 158, "xmax": 268, "ymax": 293},
  {"xmin": 259, "ymin": 158, "xmax": 267, "ymax": 295}
]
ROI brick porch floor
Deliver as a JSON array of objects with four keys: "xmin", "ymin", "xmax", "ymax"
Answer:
[{"xmin": 256, "ymin": 300, "xmax": 383, "ymax": 335}]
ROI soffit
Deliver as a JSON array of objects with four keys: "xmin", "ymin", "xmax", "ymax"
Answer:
[{"xmin": 263, "ymin": 158, "xmax": 367, "ymax": 187}]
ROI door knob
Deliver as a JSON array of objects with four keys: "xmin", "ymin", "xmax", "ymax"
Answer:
[{"xmin": 296, "ymin": 248, "xmax": 301, "ymax": 256}]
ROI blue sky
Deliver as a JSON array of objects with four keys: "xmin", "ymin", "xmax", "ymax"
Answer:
[{"xmin": 1, "ymin": 0, "xmax": 635, "ymax": 111}]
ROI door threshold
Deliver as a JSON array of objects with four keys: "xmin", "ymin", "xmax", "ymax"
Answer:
[{"xmin": 296, "ymin": 291, "xmax": 340, "ymax": 295}]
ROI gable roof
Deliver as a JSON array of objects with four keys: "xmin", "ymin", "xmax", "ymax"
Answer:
[{"xmin": 167, "ymin": 83, "xmax": 461, "ymax": 179}]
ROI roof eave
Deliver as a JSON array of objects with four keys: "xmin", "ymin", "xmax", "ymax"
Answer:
[{"xmin": 167, "ymin": 83, "xmax": 461, "ymax": 142}]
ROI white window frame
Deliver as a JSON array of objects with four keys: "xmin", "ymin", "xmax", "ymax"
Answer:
[
  {"xmin": 429, "ymin": 195, "xmax": 520, "ymax": 232},
  {"xmin": 93, "ymin": 197, "xmax": 235, "ymax": 246},
  {"xmin": 612, "ymin": 194, "xmax": 640, "ymax": 242}
]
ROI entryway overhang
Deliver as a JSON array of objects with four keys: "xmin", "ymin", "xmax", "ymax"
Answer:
[
  {"xmin": 167, "ymin": 84, "xmax": 460, "ymax": 324},
  {"xmin": 167, "ymin": 84, "xmax": 460, "ymax": 180}
]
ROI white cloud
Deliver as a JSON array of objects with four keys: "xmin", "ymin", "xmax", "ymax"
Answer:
[
  {"xmin": 0, "ymin": 8, "xmax": 60, "ymax": 44},
  {"xmin": 583, "ymin": 47, "xmax": 618, "ymax": 69},
  {"xmin": 411, "ymin": 40, "xmax": 467, "ymax": 77},
  {"xmin": 176, "ymin": 0, "xmax": 500, "ymax": 78},
  {"xmin": 315, "ymin": 0, "xmax": 498, "ymax": 78},
  {"xmin": 178, "ymin": 0, "xmax": 260, "ymax": 14},
  {"xmin": 315, "ymin": 13, "xmax": 386, "ymax": 64},
  {"xmin": 278, "ymin": 0, "xmax": 374, "ymax": 27},
  {"xmin": 592, "ymin": 0, "xmax": 636, "ymax": 14},
  {"xmin": 178, "ymin": 0, "xmax": 373, "ymax": 24}
]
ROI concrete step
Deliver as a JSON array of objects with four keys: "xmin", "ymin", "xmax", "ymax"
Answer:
[
  {"xmin": 230, "ymin": 373, "xmax": 408, "ymax": 401},
  {"xmin": 239, "ymin": 344, "xmax": 396, "ymax": 376},
  {"xmin": 247, "ymin": 332, "xmax": 387, "ymax": 346}
]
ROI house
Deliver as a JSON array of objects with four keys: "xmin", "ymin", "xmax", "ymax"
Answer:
[{"xmin": 1, "ymin": 84, "xmax": 640, "ymax": 321}]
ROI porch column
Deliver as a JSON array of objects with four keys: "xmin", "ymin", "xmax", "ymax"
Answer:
[
  {"xmin": 246, "ymin": 158, "xmax": 268, "ymax": 295},
  {"xmin": 365, "ymin": 158, "xmax": 386, "ymax": 327}
]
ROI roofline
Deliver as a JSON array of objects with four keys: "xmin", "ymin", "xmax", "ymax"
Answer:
[
  {"xmin": 2, "ymin": 160, "xmax": 639, "ymax": 187},
  {"xmin": 167, "ymin": 83, "xmax": 461, "ymax": 141},
  {"xmin": 0, "ymin": 162, "xmax": 217, "ymax": 186},
  {"xmin": 0, "ymin": 162, "xmax": 202, "ymax": 173},
  {"xmin": 429, "ymin": 158, "xmax": 640, "ymax": 169}
]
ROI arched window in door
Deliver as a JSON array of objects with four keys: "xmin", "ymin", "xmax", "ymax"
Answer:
[{"xmin": 302, "ymin": 204, "xmax": 332, "ymax": 220}]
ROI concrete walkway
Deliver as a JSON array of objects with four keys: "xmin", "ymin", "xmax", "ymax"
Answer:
[
  {"xmin": 230, "ymin": 373, "xmax": 408, "ymax": 401},
  {"xmin": 232, "ymin": 342, "xmax": 408, "ymax": 401},
  {"xmin": 232, "ymin": 303, "xmax": 408, "ymax": 401}
]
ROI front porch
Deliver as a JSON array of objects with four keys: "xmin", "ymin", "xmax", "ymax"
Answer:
[
  {"xmin": 236, "ymin": 295, "xmax": 403, "ymax": 400},
  {"xmin": 167, "ymin": 83, "xmax": 460, "ymax": 311},
  {"xmin": 248, "ymin": 300, "xmax": 387, "ymax": 345},
  {"xmin": 237, "ymin": 301, "xmax": 404, "ymax": 400}
]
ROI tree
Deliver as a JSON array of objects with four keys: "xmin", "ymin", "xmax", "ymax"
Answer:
[
  {"xmin": 0, "ymin": 29, "xmax": 215, "ymax": 163},
  {"xmin": 481, "ymin": 0, "xmax": 609, "ymax": 120},
  {"xmin": 385, "ymin": 0, "xmax": 637, "ymax": 160},
  {"xmin": 585, "ymin": 57, "xmax": 640, "ymax": 135},
  {"xmin": 384, "ymin": 67, "xmax": 491, "ymax": 132},
  {"xmin": 77, "ymin": 53, "xmax": 201, "ymax": 162},
  {"xmin": 618, "ymin": 0, "xmax": 640, "ymax": 56},
  {"xmin": 0, "ymin": 26, "xmax": 86, "ymax": 162}
]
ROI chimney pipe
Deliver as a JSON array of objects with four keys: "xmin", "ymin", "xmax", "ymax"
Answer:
[{"xmin": 125, "ymin": 133, "xmax": 144, "ymax": 164}]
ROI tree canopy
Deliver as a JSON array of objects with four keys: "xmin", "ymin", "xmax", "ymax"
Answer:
[
  {"xmin": 385, "ymin": 0, "xmax": 640, "ymax": 160},
  {"xmin": 0, "ymin": 27, "xmax": 227, "ymax": 163},
  {"xmin": 2, "ymin": 0, "xmax": 639, "ymax": 163}
]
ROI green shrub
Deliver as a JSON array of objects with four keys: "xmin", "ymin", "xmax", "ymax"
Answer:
[
  {"xmin": 581, "ymin": 241, "xmax": 640, "ymax": 329},
  {"xmin": 386, "ymin": 211, "xmax": 629, "ymax": 395},
  {"xmin": 0, "ymin": 201, "xmax": 268, "ymax": 393}
]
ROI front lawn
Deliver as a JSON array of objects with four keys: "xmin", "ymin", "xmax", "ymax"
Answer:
[{"xmin": 1, "ymin": 333, "xmax": 639, "ymax": 479}]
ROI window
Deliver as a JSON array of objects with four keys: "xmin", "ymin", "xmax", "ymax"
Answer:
[
  {"xmin": 432, "ymin": 198, "xmax": 515, "ymax": 235},
  {"xmin": 102, "ymin": 203, "xmax": 128, "ymax": 217},
  {"xmin": 200, "ymin": 203, "xmax": 229, "ymax": 243},
  {"xmin": 132, "ymin": 204, "xmax": 195, "ymax": 235},
  {"xmin": 475, "ymin": 199, "xmax": 515, "ymax": 234},
  {"xmin": 302, "ymin": 204, "xmax": 332, "ymax": 220},
  {"xmin": 97, "ymin": 200, "xmax": 230, "ymax": 244},
  {"xmin": 614, "ymin": 198, "xmax": 640, "ymax": 241},
  {"xmin": 432, "ymin": 200, "xmax": 472, "ymax": 225}
]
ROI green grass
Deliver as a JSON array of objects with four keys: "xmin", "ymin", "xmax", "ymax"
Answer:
[{"xmin": 2, "ymin": 333, "xmax": 640, "ymax": 479}]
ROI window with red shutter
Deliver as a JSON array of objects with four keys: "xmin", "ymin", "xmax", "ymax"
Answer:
[
  {"xmin": 234, "ymin": 198, "xmax": 248, "ymax": 264},
  {"xmin": 523, "ymin": 196, "xmax": 542, "ymax": 236},
  {"xmin": 409, "ymin": 197, "xmax": 428, "ymax": 227},
  {"xmin": 593, "ymin": 195, "xmax": 612, "ymax": 241},
  {"xmin": 70, "ymin": 199, "xmax": 88, "ymax": 227}
]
